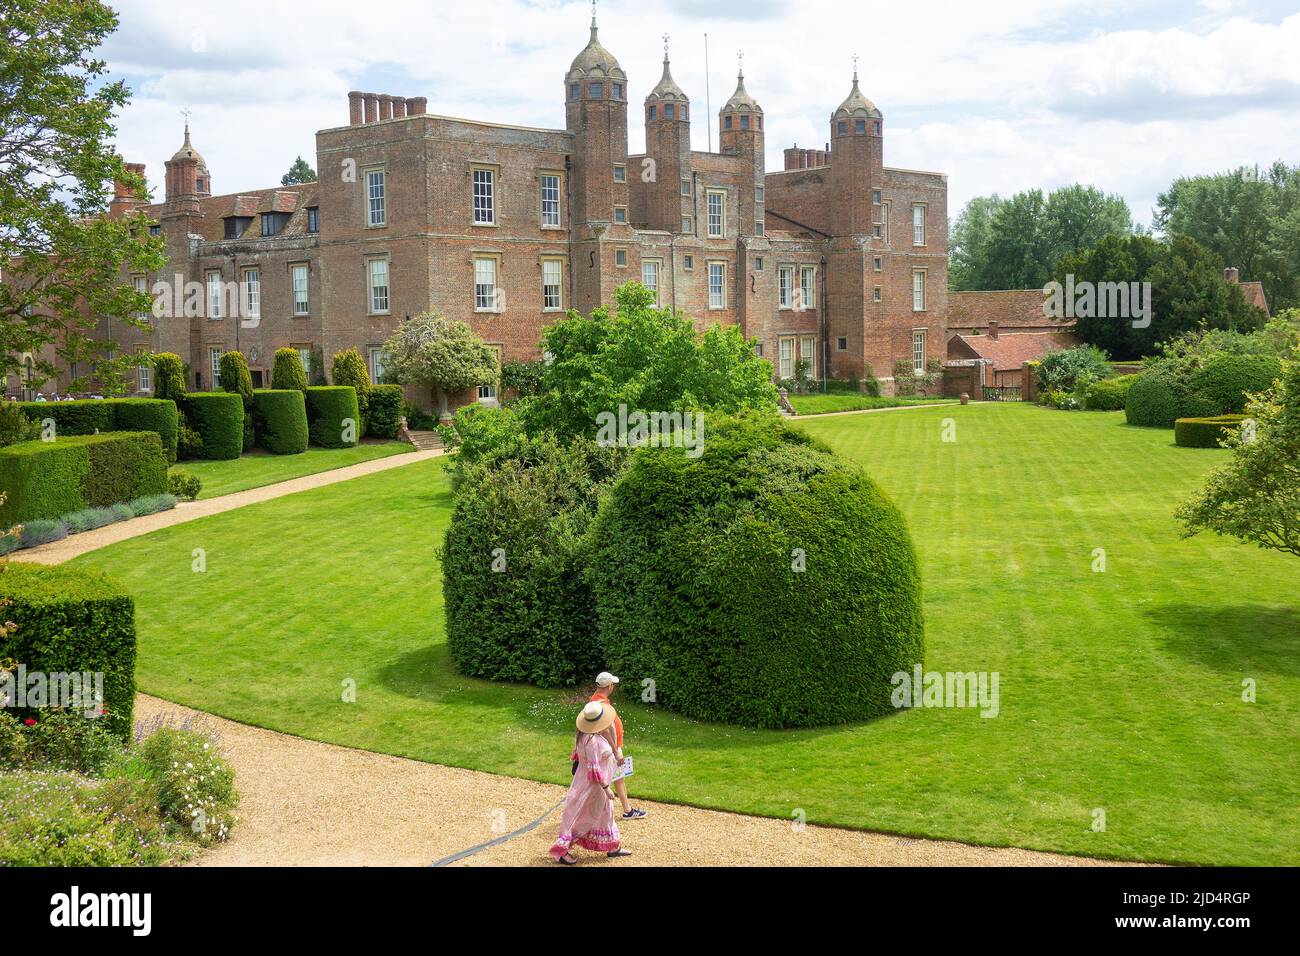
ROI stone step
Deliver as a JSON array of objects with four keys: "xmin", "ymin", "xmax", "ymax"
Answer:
[{"xmin": 407, "ymin": 430, "xmax": 445, "ymax": 451}]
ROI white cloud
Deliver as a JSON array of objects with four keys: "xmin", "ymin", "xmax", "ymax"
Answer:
[{"xmin": 105, "ymin": 0, "xmax": 1300, "ymax": 226}]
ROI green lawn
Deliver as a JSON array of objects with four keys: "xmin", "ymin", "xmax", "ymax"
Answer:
[
  {"xmin": 787, "ymin": 393, "xmax": 952, "ymax": 415},
  {"xmin": 171, "ymin": 440, "xmax": 413, "ymax": 499},
  {"xmin": 73, "ymin": 404, "xmax": 1300, "ymax": 864}
]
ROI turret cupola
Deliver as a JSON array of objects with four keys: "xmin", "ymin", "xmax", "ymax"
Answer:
[
  {"xmin": 164, "ymin": 118, "xmax": 211, "ymax": 207},
  {"xmin": 646, "ymin": 35, "xmax": 688, "ymax": 123},
  {"xmin": 565, "ymin": 4, "xmax": 625, "ymax": 103},
  {"xmin": 720, "ymin": 56, "xmax": 762, "ymax": 134},
  {"xmin": 832, "ymin": 61, "xmax": 881, "ymax": 138}
]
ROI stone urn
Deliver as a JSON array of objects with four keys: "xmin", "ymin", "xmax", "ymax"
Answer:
[{"xmin": 960, "ymin": 393, "xmax": 970, "ymax": 406}]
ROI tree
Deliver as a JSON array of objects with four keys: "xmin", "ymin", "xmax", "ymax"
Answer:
[
  {"xmin": 331, "ymin": 347, "xmax": 371, "ymax": 434},
  {"xmin": 0, "ymin": 0, "xmax": 164, "ymax": 388},
  {"xmin": 1178, "ymin": 347, "xmax": 1300, "ymax": 557},
  {"xmin": 525, "ymin": 282, "xmax": 778, "ymax": 439},
  {"xmin": 948, "ymin": 185, "xmax": 1132, "ymax": 291},
  {"xmin": 280, "ymin": 156, "xmax": 317, "ymax": 185},
  {"xmin": 381, "ymin": 312, "xmax": 498, "ymax": 421},
  {"xmin": 270, "ymin": 347, "xmax": 307, "ymax": 392}
]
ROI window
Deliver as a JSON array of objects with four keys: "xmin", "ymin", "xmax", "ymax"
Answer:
[
  {"xmin": 872, "ymin": 190, "xmax": 882, "ymax": 205},
  {"xmin": 706, "ymin": 190, "xmax": 725, "ymax": 238},
  {"xmin": 801, "ymin": 335, "xmax": 817, "ymax": 378},
  {"xmin": 873, "ymin": 224, "xmax": 882, "ymax": 239},
  {"xmin": 366, "ymin": 168, "xmax": 386, "ymax": 227},
  {"xmin": 196, "ymin": 178, "xmax": 204, "ymax": 192},
  {"xmin": 291, "ymin": 263, "xmax": 309, "ymax": 315},
  {"xmin": 681, "ymin": 179, "xmax": 691, "ymax": 196},
  {"xmin": 206, "ymin": 270, "xmax": 222, "ymax": 319},
  {"xmin": 837, "ymin": 121, "xmax": 847, "ymax": 136},
  {"xmin": 740, "ymin": 115, "xmax": 750, "ymax": 130},
  {"xmin": 474, "ymin": 256, "xmax": 498, "ymax": 310},
  {"xmin": 307, "ymin": 207, "xmax": 319, "ymax": 233},
  {"xmin": 856, "ymin": 119, "xmax": 868, "ymax": 134},
  {"xmin": 473, "ymin": 167, "xmax": 495, "ymax": 225},
  {"xmin": 542, "ymin": 258, "xmax": 563, "ymax": 310},
  {"xmin": 873, "ymin": 120, "xmax": 881, "ymax": 135},
  {"xmin": 613, "ymin": 164, "xmax": 626, "ymax": 183},
  {"xmin": 149, "ymin": 224, "xmax": 161, "ymax": 237},
  {"xmin": 681, "ymin": 216, "xmax": 692, "ymax": 234},
  {"xmin": 754, "ymin": 256, "xmax": 764, "ymax": 271},
  {"xmin": 478, "ymin": 345, "xmax": 502, "ymax": 401},
  {"xmin": 261, "ymin": 212, "xmax": 288, "ymax": 236},
  {"xmin": 614, "ymin": 207, "xmax": 627, "ymax": 223},
  {"xmin": 648, "ymin": 105, "xmax": 657, "ymax": 121},
  {"xmin": 641, "ymin": 259, "xmax": 661, "ymax": 305},
  {"xmin": 589, "ymin": 82, "xmax": 603, "ymax": 98},
  {"xmin": 755, "ymin": 185, "xmax": 765, "ymax": 204},
  {"xmin": 683, "ymin": 254, "xmax": 693, "ymax": 270},
  {"xmin": 615, "ymin": 249, "xmax": 627, "ymax": 267},
  {"xmin": 243, "ymin": 268, "xmax": 260, "ymax": 319},
  {"xmin": 296, "ymin": 346, "xmax": 312, "ymax": 378},
  {"xmin": 873, "ymin": 255, "xmax": 883, "ymax": 272},
  {"xmin": 708, "ymin": 261, "xmax": 725, "ymax": 309},
  {"xmin": 754, "ymin": 343, "xmax": 764, "ymax": 357},
  {"xmin": 541, "ymin": 174, "xmax": 561, "ymax": 227},
  {"xmin": 754, "ymin": 221, "xmax": 765, "ymax": 236},
  {"xmin": 778, "ymin": 336, "xmax": 795, "ymax": 379},
  {"xmin": 570, "ymin": 83, "xmax": 580, "ymax": 100},
  {"xmin": 368, "ymin": 257, "xmax": 389, "ymax": 313},
  {"xmin": 778, "ymin": 266, "xmax": 794, "ymax": 308},
  {"xmin": 210, "ymin": 347, "xmax": 223, "ymax": 387},
  {"xmin": 133, "ymin": 275, "xmax": 149, "ymax": 320},
  {"xmin": 369, "ymin": 347, "xmax": 387, "ymax": 383},
  {"xmin": 913, "ymin": 204, "xmax": 926, "ymax": 245},
  {"xmin": 613, "ymin": 83, "xmax": 623, "ymax": 99},
  {"xmin": 882, "ymin": 202, "xmax": 891, "ymax": 242},
  {"xmin": 800, "ymin": 265, "xmax": 817, "ymax": 308},
  {"xmin": 913, "ymin": 270, "xmax": 926, "ymax": 311},
  {"xmin": 913, "ymin": 330, "xmax": 928, "ymax": 374},
  {"xmin": 666, "ymin": 103, "xmax": 676, "ymax": 119},
  {"xmin": 724, "ymin": 115, "xmax": 733, "ymax": 130},
  {"xmin": 837, "ymin": 336, "xmax": 848, "ymax": 351},
  {"xmin": 137, "ymin": 347, "xmax": 150, "ymax": 392},
  {"xmin": 873, "ymin": 286, "xmax": 883, "ymax": 303}
]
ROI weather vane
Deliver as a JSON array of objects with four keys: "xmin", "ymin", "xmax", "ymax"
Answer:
[
  {"xmin": 738, "ymin": 49, "xmax": 744, "ymax": 75},
  {"xmin": 852, "ymin": 53, "xmax": 859, "ymax": 78},
  {"xmin": 663, "ymin": 33, "xmax": 670, "ymax": 57}
]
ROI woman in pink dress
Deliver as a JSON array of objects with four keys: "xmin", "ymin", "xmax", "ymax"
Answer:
[{"xmin": 549, "ymin": 701, "xmax": 633, "ymax": 864}]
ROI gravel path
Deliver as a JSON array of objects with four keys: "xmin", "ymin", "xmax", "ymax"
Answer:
[
  {"xmin": 133, "ymin": 696, "xmax": 1141, "ymax": 868},
  {"xmin": 17, "ymin": 447, "xmax": 442, "ymax": 565}
]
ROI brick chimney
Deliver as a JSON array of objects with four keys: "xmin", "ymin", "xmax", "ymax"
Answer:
[
  {"xmin": 348, "ymin": 91, "xmax": 364, "ymax": 125},
  {"xmin": 1224, "ymin": 267, "xmax": 1240, "ymax": 284},
  {"xmin": 108, "ymin": 162, "xmax": 147, "ymax": 220},
  {"xmin": 988, "ymin": 320, "xmax": 999, "ymax": 340}
]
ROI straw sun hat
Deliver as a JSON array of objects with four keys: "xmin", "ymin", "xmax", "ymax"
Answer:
[{"xmin": 576, "ymin": 700, "xmax": 616, "ymax": 734}]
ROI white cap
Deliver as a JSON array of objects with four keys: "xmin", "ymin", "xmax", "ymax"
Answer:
[{"xmin": 595, "ymin": 672, "xmax": 620, "ymax": 687}]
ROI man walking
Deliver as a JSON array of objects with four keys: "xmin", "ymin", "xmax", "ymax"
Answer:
[{"xmin": 590, "ymin": 672, "xmax": 646, "ymax": 820}]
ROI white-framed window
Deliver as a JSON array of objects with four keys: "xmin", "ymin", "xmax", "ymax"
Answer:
[
  {"xmin": 913, "ymin": 330, "xmax": 927, "ymax": 374},
  {"xmin": 614, "ymin": 207, "xmax": 627, "ymax": 223},
  {"xmin": 133, "ymin": 275, "xmax": 148, "ymax": 320},
  {"xmin": 882, "ymin": 201, "xmax": 891, "ymax": 242},
  {"xmin": 913, "ymin": 203, "xmax": 926, "ymax": 245},
  {"xmin": 873, "ymin": 286, "xmax": 883, "ymax": 303},
  {"xmin": 706, "ymin": 190, "xmax": 725, "ymax": 238},
  {"xmin": 755, "ymin": 185, "xmax": 765, "ymax": 204},
  {"xmin": 708, "ymin": 261, "xmax": 725, "ymax": 309},
  {"xmin": 368, "ymin": 257, "xmax": 390, "ymax": 313},
  {"xmin": 681, "ymin": 179, "xmax": 691, "ymax": 196},
  {"xmin": 209, "ymin": 346, "xmax": 223, "ymax": 387},
  {"xmin": 613, "ymin": 164, "xmax": 626, "ymax": 183},
  {"xmin": 754, "ymin": 220, "xmax": 765, "ymax": 236},
  {"xmin": 683, "ymin": 254, "xmax": 693, "ymax": 271},
  {"xmin": 801, "ymin": 335, "xmax": 817, "ymax": 379},
  {"xmin": 641, "ymin": 259, "xmax": 661, "ymax": 305},
  {"xmin": 754, "ymin": 256, "xmax": 764, "ymax": 271},
  {"xmin": 913, "ymin": 269, "xmax": 926, "ymax": 312},
  {"xmin": 206, "ymin": 270, "xmax": 222, "ymax": 319},
  {"xmin": 873, "ymin": 255, "xmax": 883, "ymax": 272},
  {"xmin": 800, "ymin": 265, "xmax": 817, "ymax": 309},
  {"xmin": 291, "ymin": 263, "xmax": 309, "ymax": 315},
  {"xmin": 615, "ymin": 249, "xmax": 627, "ymax": 267},
  {"xmin": 778, "ymin": 336, "xmax": 795, "ymax": 379},
  {"xmin": 778, "ymin": 266, "xmax": 794, "ymax": 308},
  {"xmin": 137, "ymin": 347, "xmax": 150, "ymax": 392},
  {"xmin": 477, "ymin": 345, "xmax": 502, "ymax": 401},
  {"xmin": 368, "ymin": 347, "xmax": 387, "ymax": 383},
  {"xmin": 243, "ymin": 268, "xmax": 260, "ymax": 319},
  {"xmin": 296, "ymin": 346, "xmax": 312, "ymax": 378},
  {"xmin": 473, "ymin": 167, "xmax": 495, "ymax": 225},
  {"xmin": 541, "ymin": 173, "xmax": 561, "ymax": 227},
  {"xmin": 366, "ymin": 168, "xmax": 386, "ymax": 226},
  {"xmin": 474, "ymin": 256, "xmax": 499, "ymax": 311},
  {"xmin": 542, "ymin": 258, "xmax": 563, "ymax": 310},
  {"xmin": 872, "ymin": 189, "xmax": 882, "ymax": 205},
  {"xmin": 681, "ymin": 216, "xmax": 692, "ymax": 234}
]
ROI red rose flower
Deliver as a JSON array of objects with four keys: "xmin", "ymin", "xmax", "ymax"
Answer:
[{"xmin": 23, "ymin": 718, "xmax": 36, "ymax": 726}]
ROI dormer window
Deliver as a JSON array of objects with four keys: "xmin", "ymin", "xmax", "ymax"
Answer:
[
  {"xmin": 307, "ymin": 207, "xmax": 319, "ymax": 233},
  {"xmin": 261, "ymin": 212, "xmax": 289, "ymax": 237},
  {"xmin": 223, "ymin": 215, "xmax": 252, "ymax": 240}
]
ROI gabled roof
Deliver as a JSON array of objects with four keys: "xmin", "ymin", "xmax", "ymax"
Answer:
[
  {"xmin": 949, "ymin": 331, "xmax": 1079, "ymax": 372},
  {"xmin": 141, "ymin": 183, "xmax": 319, "ymax": 242},
  {"xmin": 947, "ymin": 289, "xmax": 1068, "ymax": 330},
  {"xmin": 1240, "ymin": 280, "xmax": 1269, "ymax": 315}
]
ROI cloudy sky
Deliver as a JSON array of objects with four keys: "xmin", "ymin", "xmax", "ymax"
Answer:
[{"xmin": 103, "ymin": 0, "xmax": 1300, "ymax": 227}]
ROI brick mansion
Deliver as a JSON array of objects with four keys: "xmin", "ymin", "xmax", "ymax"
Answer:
[{"xmin": 9, "ymin": 12, "xmax": 952, "ymax": 409}]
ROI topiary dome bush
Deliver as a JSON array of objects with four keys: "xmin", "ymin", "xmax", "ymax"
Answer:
[
  {"xmin": 1185, "ymin": 353, "xmax": 1283, "ymax": 416},
  {"xmin": 586, "ymin": 413, "xmax": 924, "ymax": 729},
  {"xmin": 270, "ymin": 347, "xmax": 308, "ymax": 392},
  {"xmin": 1125, "ymin": 366, "xmax": 1184, "ymax": 427},
  {"xmin": 441, "ymin": 436, "xmax": 621, "ymax": 688}
]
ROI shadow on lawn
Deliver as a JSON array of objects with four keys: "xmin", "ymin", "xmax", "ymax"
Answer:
[{"xmin": 1146, "ymin": 603, "xmax": 1300, "ymax": 676}]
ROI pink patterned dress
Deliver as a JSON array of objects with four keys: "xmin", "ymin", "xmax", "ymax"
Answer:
[{"xmin": 548, "ymin": 731, "xmax": 622, "ymax": 860}]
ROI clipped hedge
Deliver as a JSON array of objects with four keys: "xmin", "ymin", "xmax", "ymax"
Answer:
[
  {"xmin": 366, "ymin": 384, "xmax": 404, "ymax": 439},
  {"xmin": 17, "ymin": 399, "xmax": 178, "ymax": 462},
  {"xmin": 0, "ymin": 433, "xmax": 167, "ymax": 526},
  {"xmin": 442, "ymin": 438, "xmax": 617, "ymax": 688},
  {"xmin": 1186, "ymin": 353, "xmax": 1283, "ymax": 416},
  {"xmin": 1083, "ymin": 374, "xmax": 1138, "ymax": 411},
  {"xmin": 304, "ymin": 386, "xmax": 360, "ymax": 448},
  {"xmin": 587, "ymin": 413, "xmax": 924, "ymax": 729},
  {"xmin": 0, "ymin": 563, "xmax": 136, "ymax": 740},
  {"xmin": 177, "ymin": 392, "xmax": 243, "ymax": 460},
  {"xmin": 252, "ymin": 389, "xmax": 308, "ymax": 455},
  {"xmin": 1125, "ymin": 367, "xmax": 1183, "ymax": 428},
  {"xmin": 1175, "ymin": 415, "xmax": 1248, "ymax": 449}
]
